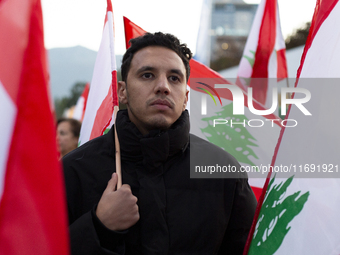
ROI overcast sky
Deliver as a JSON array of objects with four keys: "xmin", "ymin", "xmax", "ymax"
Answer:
[{"xmin": 41, "ymin": 0, "xmax": 317, "ymax": 55}]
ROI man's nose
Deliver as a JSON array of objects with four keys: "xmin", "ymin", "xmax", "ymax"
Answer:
[{"xmin": 154, "ymin": 75, "xmax": 170, "ymax": 95}]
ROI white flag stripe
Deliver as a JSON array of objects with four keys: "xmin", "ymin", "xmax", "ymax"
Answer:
[
  {"xmin": 267, "ymin": 46, "xmax": 278, "ymax": 78},
  {"xmin": 194, "ymin": 0, "xmax": 212, "ymax": 66},
  {"xmin": 107, "ymin": 11, "xmax": 116, "ymax": 72},
  {"xmin": 300, "ymin": 3, "xmax": 340, "ymax": 78},
  {"xmin": 0, "ymin": 82, "xmax": 17, "ymax": 200},
  {"xmin": 275, "ymin": 3, "xmax": 286, "ymax": 50},
  {"xmin": 78, "ymin": 3, "xmax": 118, "ymax": 146},
  {"xmin": 79, "ymin": 20, "xmax": 113, "ymax": 144},
  {"xmin": 186, "ymin": 85, "xmax": 190, "ymax": 113},
  {"xmin": 275, "ymin": 80, "xmax": 339, "ymax": 167}
]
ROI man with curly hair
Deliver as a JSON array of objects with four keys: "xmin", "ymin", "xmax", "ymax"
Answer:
[{"xmin": 63, "ymin": 32, "xmax": 257, "ymax": 255}]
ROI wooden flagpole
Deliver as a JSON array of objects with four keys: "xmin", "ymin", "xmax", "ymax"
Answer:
[{"xmin": 114, "ymin": 105, "xmax": 122, "ymax": 189}]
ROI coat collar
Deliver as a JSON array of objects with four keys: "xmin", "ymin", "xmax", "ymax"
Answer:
[{"xmin": 115, "ymin": 109, "xmax": 190, "ymax": 170}]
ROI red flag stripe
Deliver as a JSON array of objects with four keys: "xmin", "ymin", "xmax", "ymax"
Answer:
[
  {"xmin": 106, "ymin": 0, "xmax": 113, "ymax": 12},
  {"xmin": 123, "ymin": 16, "xmax": 146, "ymax": 49},
  {"xmin": 0, "ymin": 0, "xmax": 31, "ymax": 102},
  {"xmin": 104, "ymin": 0, "xmax": 113, "ymax": 25},
  {"xmin": 0, "ymin": 0, "xmax": 70, "ymax": 254},
  {"xmin": 79, "ymin": 0, "xmax": 118, "ymax": 145},
  {"xmin": 89, "ymin": 72, "xmax": 117, "ymax": 139},
  {"xmin": 249, "ymin": 0, "xmax": 276, "ymax": 105},
  {"xmin": 251, "ymin": 0, "xmax": 276, "ymax": 78},
  {"xmin": 81, "ymin": 83, "xmax": 90, "ymax": 121},
  {"xmin": 276, "ymin": 49, "xmax": 288, "ymax": 80}
]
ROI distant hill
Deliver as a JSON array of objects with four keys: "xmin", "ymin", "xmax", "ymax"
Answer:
[{"xmin": 48, "ymin": 46, "xmax": 122, "ymax": 99}]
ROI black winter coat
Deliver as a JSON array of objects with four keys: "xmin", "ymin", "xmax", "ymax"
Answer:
[{"xmin": 63, "ymin": 110, "xmax": 257, "ymax": 255}]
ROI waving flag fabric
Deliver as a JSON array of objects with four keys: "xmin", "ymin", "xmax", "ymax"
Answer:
[
  {"xmin": 78, "ymin": 0, "xmax": 118, "ymax": 146},
  {"xmin": 244, "ymin": 0, "xmax": 340, "ymax": 254},
  {"xmin": 0, "ymin": 0, "xmax": 70, "ymax": 254},
  {"xmin": 237, "ymin": 0, "xmax": 288, "ymax": 107},
  {"xmin": 193, "ymin": 0, "xmax": 213, "ymax": 66},
  {"xmin": 73, "ymin": 82, "xmax": 89, "ymax": 122},
  {"xmin": 123, "ymin": 16, "xmax": 146, "ymax": 49},
  {"xmin": 123, "ymin": 17, "xmax": 283, "ymax": 200}
]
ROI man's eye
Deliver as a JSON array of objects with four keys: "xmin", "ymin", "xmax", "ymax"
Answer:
[
  {"xmin": 169, "ymin": 76, "xmax": 180, "ymax": 82},
  {"xmin": 142, "ymin": 73, "xmax": 153, "ymax": 79}
]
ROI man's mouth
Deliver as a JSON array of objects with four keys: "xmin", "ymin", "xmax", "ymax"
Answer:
[{"xmin": 150, "ymin": 99, "xmax": 173, "ymax": 110}]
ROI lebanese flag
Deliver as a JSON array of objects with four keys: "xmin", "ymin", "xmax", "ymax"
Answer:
[
  {"xmin": 237, "ymin": 0, "xmax": 288, "ymax": 107},
  {"xmin": 73, "ymin": 82, "xmax": 89, "ymax": 122},
  {"xmin": 0, "ymin": 0, "xmax": 69, "ymax": 254},
  {"xmin": 123, "ymin": 17, "xmax": 283, "ymax": 201},
  {"xmin": 78, "ymin": 0, "xmax": 118, "ymax": 146},
  {"xmin": 244, "ymin": 0, "xmax": 340, "ymax": 254}
]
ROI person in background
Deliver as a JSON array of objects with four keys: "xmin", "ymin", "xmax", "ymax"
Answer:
[{"xmin": 57, "ymin": 118, "xmax": 81, "ymax": 159}]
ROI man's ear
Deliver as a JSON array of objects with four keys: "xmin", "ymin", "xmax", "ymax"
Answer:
[
  {"xmin": 118, "ymin": 81, "xmax": 128, "ymax": 105},
  {"xmin": 182, "ymin": 89, "xmax": 189, "ymax": 111}
]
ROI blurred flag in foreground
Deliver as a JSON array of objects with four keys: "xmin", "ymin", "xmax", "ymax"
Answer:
[
  {"xmin": 78, "ymin": 0, "xmax": 118, "ymax": 146},
  {"xmin": 123, "ymin": 17, "xmax": 282, "ymax": 200},
  {"xmin": 237, "ymin": 0, "xmax": 288, "ymax": 108},
  {"xmin": 0, "ymin": 0, "xmax": 69, "ymax": 254},
  {"xmin": 244, "ymin": 0, "xmax": 340, "ymax": 254}
]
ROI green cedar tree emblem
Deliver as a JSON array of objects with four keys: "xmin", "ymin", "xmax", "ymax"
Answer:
[
  {"xmin": 243, "ymin": 50, "xmax": 256, "ymax": 67},
  {"xmin": 103, "ymin": 128, "xmax": 110, "ymax": 135},
  {"xmin": 200, "ymin": 103, "xmax": 258, "ymax": 166},
  {"xmin": 240, "ymin": 50, "xmax": 255, "ymax": 87},
  {"xmin": 248, "ymin": 175, "xmax": 310, "ymax": 255}
]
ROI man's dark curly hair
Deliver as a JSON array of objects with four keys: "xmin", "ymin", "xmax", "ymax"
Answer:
[{"xmin": 121, "ymin": 32, "xmax": 192, "ymax": 83}]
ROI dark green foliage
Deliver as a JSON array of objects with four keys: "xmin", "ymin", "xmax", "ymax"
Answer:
[
  {"xmin": 54, "ymin": 82, "xmax": 86, "ymax": 118},
  {"xmin": 285, "ymin": 22, "xmax": 311, "ymax": 50}
]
